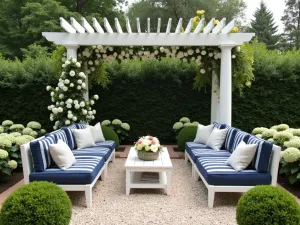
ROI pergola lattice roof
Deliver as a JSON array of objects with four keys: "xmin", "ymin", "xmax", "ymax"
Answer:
[{"xmin": 42, "ymin": 17, "xmax": 254, "ymax": 46}]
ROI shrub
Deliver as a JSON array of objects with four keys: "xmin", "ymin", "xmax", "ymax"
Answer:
[
  {"xmin": 101, "ymin": 119, "xmax": 130, "ymax": 143},
  {"xmin": 101, "ymin": 125, "xmax": 119, "ymax": 148},
  {"xmin": 177, "ymin": 126, "xmax": 197, "ymax": 151},
  {"xmin": 0, "ymin": 181, "xmax": 72, "ymax": 225},
  {"xmin": 173, "ymin": 117, "xmax": 199, "ymax": 139},
  {"xmin": 236, "ymin": 185, "xmax": 300, "ymax": 225}
]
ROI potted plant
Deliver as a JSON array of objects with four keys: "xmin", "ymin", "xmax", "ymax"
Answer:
[{"xmin": 134, "ymin": 136, "xmax": 163, "ymax": 161}]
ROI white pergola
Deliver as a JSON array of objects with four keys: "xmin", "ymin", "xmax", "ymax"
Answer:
[{"xmin": 42, "ymin": 16, "xmax": 255, "ymax": 126}]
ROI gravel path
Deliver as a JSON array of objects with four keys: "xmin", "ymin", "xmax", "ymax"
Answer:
[{"xmin": 69, "ymin": 159, "xmax": 241, "ymax": 225}]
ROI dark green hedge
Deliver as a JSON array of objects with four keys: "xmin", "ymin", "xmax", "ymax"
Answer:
[{"xmin": 1, "ymin": 43, "xmax": 300, "ymax": 144}]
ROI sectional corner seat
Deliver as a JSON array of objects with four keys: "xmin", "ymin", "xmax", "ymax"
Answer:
[
  {"xmin": 184, "ymin": 122, "xmax": 281, "ymax": 208},
  {"xmin": 20, "ymin": 123, "xmax": 116, "ymax": 208}
]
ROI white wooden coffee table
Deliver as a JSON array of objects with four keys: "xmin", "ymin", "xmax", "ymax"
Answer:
[{"xmin": 125, "ymin": 147, "xmax": 173, "ymax": 195}]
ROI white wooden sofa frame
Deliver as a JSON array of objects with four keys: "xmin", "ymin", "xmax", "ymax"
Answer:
[
  {"xmin": 184, "ymin": 145, "xmax": 281, "ymax": 208},
  {"xmin": 21, "ymin": 140, "xmax": 116, "ymax": 208}
]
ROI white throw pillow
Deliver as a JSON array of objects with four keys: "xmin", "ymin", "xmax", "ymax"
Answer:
[
  {"xmin": 206, "ymin": 128, "xmax": 227, "ymax": 150},
  {"xmin": 89, "ymin": 122, "xmax": 105, "ymax": 142},
  {"xmin": 226, "ymin": 141, "xmax": 257, "ymax": 171},
  {"xmin": 193, "ymin": 124, "xmax": 214, "ymax": 144},
  {"xmin": 72, "ymin": 127, "xmax": 96, "ymax": 149},
  {"xmin": 50, "ymin": 139, "xmax": 76, "ymax": 170}
]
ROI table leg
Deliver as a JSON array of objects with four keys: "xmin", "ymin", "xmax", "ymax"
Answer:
[
  {"xmin": 126, "ymin": 170, "xmax": 130, "ymax": 195},
  {"xmin": 166, "ymin": 170, "xmax": 172, "ymax": 195}
]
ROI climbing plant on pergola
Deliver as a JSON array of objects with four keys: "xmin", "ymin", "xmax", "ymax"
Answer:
[{"xmin": 43, "ymin": 15, "xmax": 255, "ymax": 126}]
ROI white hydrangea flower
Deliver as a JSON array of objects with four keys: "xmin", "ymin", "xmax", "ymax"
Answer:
[
  {"xmin": 52, "ymin": 108, "xmax": 58, "ymax": 114},
  {"xmin": 77, "ymin": 86, "xmax": 82, "ymax": 90},
  {"xmin": 64, "ymin": 79, "xmax": 70, "ymax": 84},
  {"xmin": 62, "ymin": 64, "xmax": 66, "ymax": 68},
  {"xmin": 67, "ymin": 114, "xmax": 73, "ymax": 119},
  {"xmin": 65, "ymin": 60, "xmax": 70, "ymax": 65},
  {"xmin": 50, "ymin": 92, "xmax": 54, "ymax": 96},
  {"xmin": 91, "ymin": 115, "xmax": 95, "ymax": 120},
  {"xmin": 72, "ymin": 116, "xmax": 77, "ymax": 122},
  {"xmin": 236, "ymin": 46, "xmax": 241, "ymax": 52},
  {"xmin": 177, "ymin": 52, "xmax": 184, "ymax": 59},
  {"xmin": 88, "ymin": 60, "xmax": 93, "ymax": 65},
  {"xmin": 209, "ymin": 53, "xmax": 214, "ymax": 57},
  {"xmin": 59, "ymin": 94, "xmax": 64, "ymax": 99},
  {"xmin": 46, "ymin": 86, "xmax": 51, "ymax": 91},
  {"xmin": 56, "ymin": 102, "xmax": 59, "ymax": 106},
  {"xmin": 72, "ymin": 58, "xmax": 77, "ymax": 63},
  {"xmin": 57, "ymin": 107, "xmax": 63, "ymax": 113},
  {"xmin": 63, "ymin": 87, "xmax": 68, "ymax": 91},
  {"xmin": 160, "ymin": 47, "xmax": 164, "ymax": 52},
  {"xmin": 109, "ymin": 47, "xmax": 113, "ymax": 51},
  {"xmin": 55, "ymin": 87, "xmax": 59, "ymax": 91},
  {"xmin": 184, "ymin": 52, "xmax": 188, "ymax": 57},
  {"xmin": 66, "ymin": 99, "xmax": 73, "ymax": 104},
  {"xmin": 200, "ymin": 69, "xmax": 206, "ymax": 74},
  {"xmin": 78, "ymin": 79, "xmax": 83, "ymax": 84},
  {"xmin": 80, "ymin": 102, "xmax": 85, "ymax": 107},
  {"xmin": 76, "ymin": 62, "xmax": 81, "ymax": 68},
  {"xmin": 232, "ymin": 55, "xmax": 236, "ymax": 59},
  {"xmin": 187, "ymin": 49, "xmax": 194, "ymax": 55},
  {"xmin": 69, "ymin": 70, "xmax": 75, "ymax": 77},
  {"xmin": 70, "ymin": 83, "xmax": 74, "ymax": 87},
  {"xmin": 82, "ymin": 110, "xmax": 87, "ymax": 115},
  {"xmin": 121, "ymin": 51, "xmax": 125, "ymax": 56},
  {"xmin": 90, "ymin": 100, "xmax": 95, "ymax": 105},
  {"xmin": 65, "ymin": 120, "xmax": 71, "ymax": 125},
  {"xmin": 81, "ymin": 83, "xmax": 86, "ymax": 89},
  {"xmin": 75, "ymin": 104, "xmax": 80, "ymax": 109},
  {"xmin": 79, "ymin": 72, "xmax": 85, "ymax": 77},
  {"xmin": 182, "ymin": 58, "xmax": 187, "ymax": 63},
  {"xmin": 94, "ymin": 95, "xmax": 99, "ymax": 100},
  {"xmin": 67, "ymin": 104, "xmax": 72, "ymax": 108},
  {"xmin": 195, "ymin": 49, "xmax": 200, "ymax": 53},
  {"xmin": 201, "ymin": 50, "xmax": 207, "ymax": 55},
  {"xmin": 88, "ymin": 111, "xmax": 93, "ymax": 115},
  {"xmin": 92, "ymin": 110, "xmax": 96, "ymax": 114},
  {"xmin": 60, "ymin": 102, "xmax": 64, "ymax": 106},
  {"xmin": 91, "ymin": 67, "xmax": 95, "ymax": 71}
]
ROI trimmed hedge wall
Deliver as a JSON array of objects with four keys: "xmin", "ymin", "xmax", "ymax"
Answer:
[{"xmin": 1, "ymin": 43, "xmax": 300, "ymax": 144}]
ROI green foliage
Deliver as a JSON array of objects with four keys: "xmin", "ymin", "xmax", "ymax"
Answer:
[
  {"xmin": 173, "ymin": 117, "xmax": 199, "ymax": 139},
  {"xmin": 101, "ymin": 119, "xmax": 130, "ymax": 143},
  {"xmin": 0, "ymin": 181, "xmax": 72, "ymax": 225},
  {"xmin": 177, "ymin": 126, "xmax": 197, "ymax": 151},
  {"xmin": 236, "ymin": 185, "xmax": 300, "ymax": 225},
  {"xmin": 101, "ymin": 125, "xmax": 119, "ymax": 148},
  {"xmin": 21, "ymin": 44, "xmax": 48, "ymax": 59}
]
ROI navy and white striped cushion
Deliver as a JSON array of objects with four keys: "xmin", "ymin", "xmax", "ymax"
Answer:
[
  {"xmin": 223, "ymin": 127, "xmax": 239, "ymax": 152},
  {"xmin": 29, "ymin": 155, "xmax": 105, "ymax": 185},
  {"xmin": 76, "ymin": 123, "xmax": 86, "ymax": 129},
  {"xmin": 185, "ymin": 142, "xmax": 208, "ymax": 158},
  {"xmin": 247, "ymin": 135, "xmax": 273, "ymax": 173},
  {"xmin": 61, "ymin": 127, "xmax": 76, "ymax": 150},
  {"xmin": 213, "ymin": 122, "xmax": 226, "ymax": 129},
  {"xmin": 196, "ymin": 156, "xmax": 271, "ymax": 186},
  {"xmin": 72, "ymin": 146, "xmax": 112, "ymax": 161},
  {"xmin": 29, "ymin": 135, "xmax": 56, "ymax": 172},
  {"xmin": 189, "ymin": 149, "xmax": 231, "ymax": 162},
  {"xmin": 95, "ymin": 141, "xmax": 116, "ymax": 150},
  {"xmin": 46, "ymin": 130, "xmax": 68, "ymax": 145},
  {"xmin": 230, "ymin": 131, "xmax": 250, "ymax": 153}
]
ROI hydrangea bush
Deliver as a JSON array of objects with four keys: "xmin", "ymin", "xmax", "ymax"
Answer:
[
  {"xmin": 173, "ymin": 117, "xmax": 200, "ymax": 139},
  {"xmin": 0, "ymin": 120, "xmax": 42, "ymax": 175},
  {"xmin": 101, "ymin": 119, "xmax": 130, "ymax": 143},
  {"xmin": 47, "ymin": 57, "xmax": 99, "ymax": 130},
  {"xmin": 252, "ymin": 124, "xmax": 300, "ymax": 184}
]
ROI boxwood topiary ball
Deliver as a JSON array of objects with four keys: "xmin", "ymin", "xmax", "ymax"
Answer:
[
  {"xmin": 101, "ymin": 125, "xmax": 119, "ymax": 148},
  {"xmin": 177, "ymin": 126, "xmax": 197, "ymax": 151},
  {"xmin": 236, "ymin": 185, "xmax": 300, "ymax": 225},
  {"xmin": 0, "ymin": 181, "xmax": 72, "ymax": 225}
]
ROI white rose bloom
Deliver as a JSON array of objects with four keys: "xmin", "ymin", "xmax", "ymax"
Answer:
[
  {"xmin": 64, "ymin": 79, "xmax": 70, "ymax": 84},
  {"xmin": 72, "ymin": 116, "xmax": 77, "ymax": 122},
  {"xmin": 72, "ymin": 58, "xmax": 77, "ymax": 63},
  {"xmin": 187, "ymin": 49, "xmax": 194, "ymax": 55},
  {"xmin": 46, "ymin": 86, "xmax": 51, "ymax": 91},
  {"xmin": 150, "ymin": 145, "xmax": 158, "ymax": 152},
  {"xmin": 63, "ymin": 87, "xmax": 68, "ymax": 91},
  {"xmin": 90, "ymin": 100, "xmax": 95, "ymax": 105},
  {"xmin": 75, "ymin": 104, "xmax": 80, "ymax": 109},
  {"xmin": 65, "ymin": 60, "xmax": 70, "ymax": 65},
  {"xmin": 201, "ymin": 50, "xmax": 207, "ymax": 55},
  {"xmin": 67, "ymin": 114, "xmax": 73, "ymax": 119},
  {"xmin": 59, "ymin": 94, "xmax": 64, "ymax": 99},
  {"xmin": 70, "ymin": 83, "xmax": 74, "ymax": 87},
  {"xmin": 65, "ymin": 120, "xmax": 71, "ymax": 125},
  {"xmin": 200, "ymin": 69, "xmax": 206, "ymax": 74},
  {"xmin": 52, "ymin": 108, "xmax": 58, "ymax": 114},
  {"xmin": 88, "ymin": 60, "xmax": 93, "ymax": 65},
  {"xmin": 78, "ymin": 79, "xmax": 83, "ymax": 84},
  {"xmin": 93, "ymin": 95, "xmax": 99, "ymax": 100},
  {"xmin": 80, "ymin": 102, "xmax": 85, "ymax": 107},
  {"xmin": 76, "ymin": 62, "xmax": 81, "ymax": 68},
  {"xmin": 69, "ymin": 70, "xmax": 75, "ymax": 77},
  {"xmin": 77, "ymin": 86, "xmax": 82, "ymax": 90},
  {"xmin": 74, "ymin": 100, "xmax": 79, "ymax": 105},
  {"xmin": 67, "ymin": 104, "xmax": 72, "ymax": 108},
  {"xmin": 81, "ymin": 83, "xmax": 86, "ymax": 89},
  {"xmin": 50, "ymin": 92, "xmax": 54, "ymax": 96}
]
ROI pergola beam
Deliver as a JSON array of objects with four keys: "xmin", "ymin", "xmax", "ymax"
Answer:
[
  {"xmin": 92, "ymin": 18, "xmax": 104, "ymax": 33},
  {"xmin": 82, "ymin": 18, "xmax": 94, "ymax": 33},
  {"xmin": 166, "ymin": 18, "xmax": 172, "ymax": 34},
  {"xmin": 71, "ymin": 17, "xmax": 85, "ymax": 33}
]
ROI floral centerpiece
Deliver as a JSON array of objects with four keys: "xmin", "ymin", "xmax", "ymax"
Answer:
[{"xmin": 134, "ymin": 136, "xmax": 163, "ymax": 161}]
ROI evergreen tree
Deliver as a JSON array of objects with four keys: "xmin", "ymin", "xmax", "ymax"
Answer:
[
  {"xmin": 249, "ymin": 1, "xmax": 279, "ymax": 49},
  {"xmin": 281, "ymin": 0, "xmax": 300, "ymax": 50}
]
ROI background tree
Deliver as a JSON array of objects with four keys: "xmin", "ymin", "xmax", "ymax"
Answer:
[
  {"xmin": 249, "ymin": 1, "xmax": 279, "ymax": 49},
  {"xmin": 127, "ymin": 0, "xmax": 246, "ymax": 32},
  {"xmin": 281, "ymin": 0, "xmax": 300, "ymax": 50}
]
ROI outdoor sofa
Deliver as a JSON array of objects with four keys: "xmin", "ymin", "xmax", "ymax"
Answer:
[
  {"xmin": 21, "ymin": 123, "xmax": 116, "ymax": 208},
  {"xmin": 185, "ymin": 122, "xmax": 281, "ymax": 208}
]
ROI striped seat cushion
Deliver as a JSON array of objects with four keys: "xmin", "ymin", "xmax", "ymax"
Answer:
[
  {"xmin": 185, "ymin": 142, "xmax": 207, "ymax": 156},
  {"xmin": 247, "ymin": 135, "xmax": 273, "ymax": 173},
  {"xmin": 46, "ymin": 129, "xmax": 68, "ymax": 145},
  {"xmin": 29, "ymin": 155, "xmax": 105, "ymax": 185},
  {"xmin": 29, "ymin": 135, "xmax": 56, "ymax": 172},
  {"xmin": 189, "ymin": 148, "xmax": 231, "ymax": 162},
  {"xmin": 95, "ymin": 141, "xmax": 116, "ymax": 151},
  {"xmin": 230, "ymin": 131, "xmax": 251, "ymax": 153},
  {"xmin": 72, "ymin": 146, "xmax": 112, "ymax": 161},
  {"xmin": 195, "ymin": 156, "xmax": 271, "ymax": 186}
]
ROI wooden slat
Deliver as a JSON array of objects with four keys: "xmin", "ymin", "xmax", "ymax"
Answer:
[
  {"xmin": 92, "ymin": 17, "xmax": 104, "ymax": 33},
  {"xmin": 71, "ymin": 17, "xmax": 85, "ymax": 33},
  {"xmin": 221, "ymin": 19, "xmax": 235, "ymax": 34},
  {"xmin": 126, "ymin": 17, "xmax": 132, "ymax": 33},
  {"xmin": 147, "ymin": 18, "xmax": 150, "ymax": 33},
  {"xmin": 203, "ymin": 18, "xmax": 215, "ymax": 34},
  {"xmin": 136, "ymin": 18, "xmax": 141, "ymax": 33},
  {"xmin": 157, "ymin": 18, "xmax": 161, "ymax": 34},
  {"xmin": 175, "ymin": 18, "xmax": 183, "ymax": 34},
  {"xmin": 193, "ymin": 18, "xmax": 205, "ymax": 33},
  {"xmin": 212, "ymin": 18, "xmax": 226, "ymax": 34},
  {"xmin": 166, "ymin": 18, "xmax": 172, "ymax": 34},
  {"xmin": 115, "ymin": 18, "xmax": 123, "ymax": 33},
  {"xmin": 104, "ymin": 17, "xmax": 114, "ymax": 33},
  {"xmin": 81, "ymin": 18, "xmax": 94, "ymax": 33},
  {"xmin": 60, "ymin": 17, "xmax": 76, "ymax": 33},
  {"xmin": 184, "ymin": 18, "xmax": 193, "ymax": 34}
]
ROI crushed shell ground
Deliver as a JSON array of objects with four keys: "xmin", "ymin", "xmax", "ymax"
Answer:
[{"xmin": 69, "ymin": 159, "xmax": 241, "ymax": 225}]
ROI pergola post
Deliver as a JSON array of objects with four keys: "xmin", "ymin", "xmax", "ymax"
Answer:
[
  {"xmin": 65, "ymin": 45, "xmax": 89, "ymax": 101},
  {"xmin": 210, "ymin": 72, "xmax": 220, "ymax": 123},
  {"xmin": 219, "ymin": 45, "xmax": 234, "ymax": 126}
]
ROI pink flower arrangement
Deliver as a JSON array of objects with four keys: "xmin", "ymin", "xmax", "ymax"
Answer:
[{"xmin": 135, "ymin": 135, "xmax": 163, "ymax": 152}]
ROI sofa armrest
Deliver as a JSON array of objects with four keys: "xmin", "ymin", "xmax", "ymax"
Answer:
[
  {"xmin": 269, "ymin": 144, "xmax": 281, "ymax": 186},
  {"xmin": 21, "ymin": 142, "xmax": 34, "ymax": 184}
]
